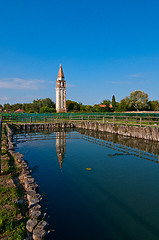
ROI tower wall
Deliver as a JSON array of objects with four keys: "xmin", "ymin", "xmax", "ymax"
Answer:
[{"xmin": 56, "ymin": 65, "xmax": 67, "ymax": 113}]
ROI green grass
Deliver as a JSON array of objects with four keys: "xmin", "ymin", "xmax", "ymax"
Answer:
[
  {"xmin": 0, "ymin": 186, "xmax": 26, "ymax": 239},
  {"xmin": 0, "ymin": 127, "xmax": 28, "ymax": 239}
]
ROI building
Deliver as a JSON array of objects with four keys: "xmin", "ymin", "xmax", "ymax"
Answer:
[
  {"xmin": 56, "ymin": 64, "xmax": 67, "ymax": 113},
  {"xmin": 15, "ymin": 109, "xmax": 24, "ymax": 113},
  {"xmin": 99, "ymin": 104, "xmax": 112, "ymax": 108}
]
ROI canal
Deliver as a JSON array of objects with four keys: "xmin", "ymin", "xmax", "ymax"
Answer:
[{"xmin": 14, "ymin": 129, "xmax": 159, "ymax": 240}]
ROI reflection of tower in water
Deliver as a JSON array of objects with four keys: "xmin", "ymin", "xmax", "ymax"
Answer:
[{"xmin": 56, "ymin": 131, "xmax": 66, "ymax": 168}]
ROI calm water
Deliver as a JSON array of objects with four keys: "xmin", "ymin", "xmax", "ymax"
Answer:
[{"xmin": 14, "ymin": 129, "xmax": 159, "ymax": 240}]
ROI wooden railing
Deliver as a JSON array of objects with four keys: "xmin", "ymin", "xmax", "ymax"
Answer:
[{"xmin": 2, "ymin": 114, "xmax": 159, "ymax": 128}]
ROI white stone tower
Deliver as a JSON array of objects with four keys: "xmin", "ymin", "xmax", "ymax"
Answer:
[{"xmin": 56, "ymin": 64, "xmax": 67, "ymax": 113}]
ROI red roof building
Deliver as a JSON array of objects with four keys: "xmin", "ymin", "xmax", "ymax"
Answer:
[
  {"xmin": 99, "ymin": 104, "xmax": 112, "ymax": 108},
  {"xmin": 15, "ymin": 109, "xmax": 24, "ymax": 113}
]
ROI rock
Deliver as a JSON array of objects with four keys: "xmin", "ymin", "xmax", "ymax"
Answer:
[
  {"xmin": 21, "ymin": 169, "xmax": 30, "ymax": 175},
  {"xmin": 32, "ymin": 229, "xmax": 46, "ymax": 240},
  {"xmin": 35, "ymin": 220, "xmax": 47, "ymax": 231},
  {"xmin": 30, "ymin": 210, "xmax": 42, "ymax": 219},
  {"xmin": 22, "ymin": 166, "xmax": 29, "ymax": 171},
  {"xmin": 27, "ymin": 183, "xmax": 39, "ymax": 192},
  {"xmin": 26, "ymin": 219, "xmax": 38, "ymax": 233},
  {"xmin": 28, "ymin": 198, "xmax": 40, "ymax": 208},
  {"xmin": 24, "ymin": 176, "xmax": 35, "ymax": 183},
  {"xmin": 27, "ymin": 191, "xmax": 41, "ymax": 202},
  {"xmin": 29, "ymin": 204, "xmax": 41, "ymax": 212},
  {"xmin": 25, "ymin": 182, "xmax": 39, "ymax": 192}
]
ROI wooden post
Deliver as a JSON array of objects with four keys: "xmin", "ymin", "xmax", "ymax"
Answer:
[
  {"xmin": 113, "ymin": 116, "xmax": 115, "ymax": 125},
  {"xmin": 126, "ymin": 117, "xmax": 128, "ymax": 127},
  {"xmin": 140, "ymin": 117, "xmax": 142, "ymax": 127},
  {"xmin": 103, "ymin": 116, "xmax": 104, "ymax": 124},
  {"xmin": 30, "ymin": 117, "xmax": 32, "ymax": 123}
]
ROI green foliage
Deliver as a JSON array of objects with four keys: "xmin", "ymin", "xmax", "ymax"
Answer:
[
  {"xmin": 112, "ymin": 95, "xmax": 116, "ymax": 110},
  {"xmin": 40, "ymin": 106, "xmax": 56, "ymax": 113},
  {"xmin": 116, "ymin": 97, "xmax": 130, "ymax": 112},
  {"xmin": 116, "ymin": 90, "xmax": 149, "ymax": 112},
  {"xmin": 66, "ymin": 100, "xmax": 81, "ymax": 112},
  {"xmin": 129, "ymin": 90, "xmax": 149, "ymax": 110},
  {"xmin": 3, "ymin": 103, "xmax": 12, "ymax": 111},
  {"xmin": 148, "ymin": 100, "xmax": 159, "ymax": 111},
  {"xmin": 3, "ymin": 98, "xmax": 56, "ymax": 113},
  {"xmin": 1, "ymin": 90, "xmax": 159, "ymax": 114},
  {"xmin": 12, "ymin": 103, "xmax": 23, "ymax": 111},
  {"xmin": 94, "ymin": 99, "xmax": 112, "ymax": 112}
]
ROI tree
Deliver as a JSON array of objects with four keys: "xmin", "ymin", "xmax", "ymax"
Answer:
[
  {"xmin": 33, "ymin": 98, "xmax": 55, "ymax": 113},
  {"xmin": 129, "ymin": 90, "xmax": 149, "ymax": 111},
  {"xmin": 100, "ymin": 99, "xmax": 112, "ymax": 112},
  {"xmin": 112, "ymin": 95, "xmax": 116, "ymax": 110},
  {"xmin": 40, "ymin": 106, "xmax": 55, "ymax": 113},
  {"xmin": 148, "ymin": 100, "xmax": 159, "ymax": 111},
  {"xmin": 41, "ymin": 98, "xmax": 55, "ymax": 109},
  {"xmin": 22, "ymin": 103, "xmax": 34, "ymax": 113},
  {"xmin": 12, "ymin": 103, "xmax": 23, "ymax": 111},
  {"xmin": 117, "ymin": 97, "xmax": 130, "ymax": 112},
  {"xmin": 66, "ymin": 100, "xmax": 80, "ymax": 112},
  {"xmin": 3, "ymin": 103, "xmax": 12, "ymax": 112}
]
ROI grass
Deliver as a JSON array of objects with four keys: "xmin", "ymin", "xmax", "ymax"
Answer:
[
  {"xmin": 0, "ymin": 186, "xmax": 26, "ymax": 240},
  {"xmin": 0, "ymin": 126, "xmax": 28, "ymax": 239}
]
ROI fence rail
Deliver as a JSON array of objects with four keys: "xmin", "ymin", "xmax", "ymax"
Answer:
[{"xmin": 1, "ymin": 114, "xmax": 159, "ymax": 128}]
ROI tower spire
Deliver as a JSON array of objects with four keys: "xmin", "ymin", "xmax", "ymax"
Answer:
[{"xmin": 57, "ymin": 64, "xmax": 64, "ymax": 79}]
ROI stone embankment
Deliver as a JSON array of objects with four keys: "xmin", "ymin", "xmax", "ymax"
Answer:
[
  {"xmin": 15, "ymin": 121, "xmax": 159, "ymax": 142},
  {"xmin": 72, "ymin": 121, "xmax": 159, "ymax": 142},
  {"xmin": 6, "ymin": 124, "xmax": 48, "ymax": 240}
]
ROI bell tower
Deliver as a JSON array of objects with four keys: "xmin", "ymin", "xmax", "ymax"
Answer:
[{"xmin": 56, "ymin": 64, "xmax": 67, "ymax": 113}]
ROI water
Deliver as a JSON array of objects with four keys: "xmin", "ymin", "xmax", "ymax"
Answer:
[{"xmin": 14, "ymin": 129, "xmax": 159, "ymax": 240}]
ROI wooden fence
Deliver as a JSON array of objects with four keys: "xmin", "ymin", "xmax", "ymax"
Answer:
[{"xmin": 2, "ymin": 114, "xmax": 159, "ymax": 127}]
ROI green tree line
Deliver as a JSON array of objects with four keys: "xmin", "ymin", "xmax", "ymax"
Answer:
[{"xmin": 1, "ymin": 90, "xmax": 159, "ymax": 113}]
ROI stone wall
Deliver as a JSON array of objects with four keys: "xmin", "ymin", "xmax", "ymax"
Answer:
[
  {"xmin": 14, "ymin": 121, "xmax": 159, "ymax": 142},
  {"xmin": 72, "ymin": 121, "xmax": 159, "ymax": 142},
  {"xmin": 6, "ymin": 124, "xmax": 48, "ymax": 240}
]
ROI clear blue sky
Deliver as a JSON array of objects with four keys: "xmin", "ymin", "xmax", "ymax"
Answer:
[{"xmin": 0, "ymin": 0, "xmax": 159, "ymax": 105}]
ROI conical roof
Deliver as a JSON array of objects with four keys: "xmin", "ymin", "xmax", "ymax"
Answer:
[{"xmin": 57, "ymin": 64, "xmax": 64, "ymax": 79}]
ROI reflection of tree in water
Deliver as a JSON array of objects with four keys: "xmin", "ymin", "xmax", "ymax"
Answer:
[
  {"xmin": 56, "ymin": 131, "xmax": 66, "ymax": 169},
  {"xmin": 78, "ymin": 129, "xmax": 159, "ymax": 162}
]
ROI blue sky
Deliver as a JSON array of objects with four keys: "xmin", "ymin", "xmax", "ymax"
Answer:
[{"xmin": 0, "ymin": 0, "xmax": 159, "ymax": 105}]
